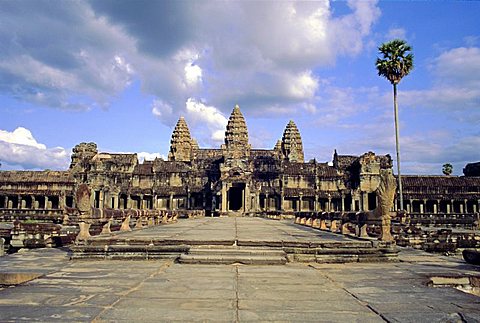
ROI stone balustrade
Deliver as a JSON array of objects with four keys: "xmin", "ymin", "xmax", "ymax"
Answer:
[{"xmin": 294, "ymin": 211, "xmax": 480, "ymax": 251}]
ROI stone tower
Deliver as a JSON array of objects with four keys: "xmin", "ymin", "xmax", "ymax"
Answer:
[
  {"xmin": 168, "ymin": 117, "xmax": 196, "ymax": 162},
  {"xmin": 281, "ymin": 120, "xmax": 304, "ymax": 163},
  {"xmin": 223, "ymin": 104, "xmax": 250, "ymax": 159},
  {"xmin": 70, "ymin": 142, "xmax": 98, "ymax": 171}
]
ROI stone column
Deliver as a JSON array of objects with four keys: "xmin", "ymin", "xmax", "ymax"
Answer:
[
  {"xmin": 59, "ymin": 194, "xmax": 66, "ymax": 209},
  {"xmin": 89, "ymin": 190, "xmax": 95, "ymax": 208},
  {"xmin": 406, "ymin": 200, "xmax": 411, "ymax": 213},
  {"xmin": 127, "ymin": 195, "xmax": 132, "ymax": 209},
  {"xmin": 341, "ymin": 194, "xmax": 345, "ymax": 212},
  {"xmin": 460, "ymin": 200, "xmax": 465, "ymax": 214},
  {"xmin": 3, "ymin": 196, "xmax": 7, "ymax": 209},
  {"xmin": 474, "ymin": 202, "xmax": 478, "ymax": 213},
  {"xmin": 298, "ymin": 194, "xmax": 302, "ymax": 212},
  {"xmin": 464, "ymin": 199, "xmax": 468, "ymax": 213},
  {"xmin": 45, "ymin": 196, "xmax": 49, "ymax": 209},
  {"xmin": 327, "ymin": 195, "xmax": 332, "ymax": 212},
  {"xmin": 361, "ymin": 192, "xmax": 367, "ymax": 211},
  {"xmin": 187, "ymin": 189, "xmax": 191, "ymax": 209},
  {"xmin": 265, "ymin": 193, "xmax": 269, "ymax": 211},
  {"xmin": 244, "ymin": 184, "xmax": 250, "ymax": 213},
  {"xmin": 31, "ymin": 195, "xmax": 36, "ymax": 210},
  {"xmin": 419, "ymin": 201, "xmax": 424, "ymax": 214},
  {"xmin": 18, "ymin": 195, "xmax": 23, "ymax": 209},
  {"xmin": 113, "ymin": 194, "xmax": 119, "ymax": 209},
  {"xmin": 221, "ymin": 183, "xmax": 227, "ymax": 213},
  {"xmin": 434, "ymin": 200, "xmax": 438, "ymax": 214},
  {"xmin": 169, "ymin": 193, "xmax": 174, "ymax": 211},
  {"xmin": 447, "ymin": 200, "xmax": 452, "ymax": 214},
  {"xmin": 98, "ymin": 190, "xmax": 105, "ymax": 209},
  {"xmin": 280, "ymin": 191, "xmax": 285, "ymax": 211}
]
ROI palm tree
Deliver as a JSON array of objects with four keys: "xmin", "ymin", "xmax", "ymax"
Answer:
[
  {"xmin": 376, "ymin": 39, "xmax": 414, "ymax": 211},
  {"xmin": 442, "ymin": 163, "xmax": 453, "ymax": 176}
]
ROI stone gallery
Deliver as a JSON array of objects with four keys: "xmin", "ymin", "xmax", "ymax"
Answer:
[{"xmin": 1, "ymin": 105, "xmax": 479, "ymax": 218}]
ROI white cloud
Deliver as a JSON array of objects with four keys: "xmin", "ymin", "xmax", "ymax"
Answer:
[
  {"xmin": 151, "ymin": 99, "xmax": 174, "ymax": 123},
  {"xmin": 433, "ymin": 47, "xmax": 480, "ymax": 87},
  {"xmin": 137, "ymin": 152, "xmax": 165, "ymax": 162},
  {"xmin": 386, "ymin": 28, "xmax": 407, "ymax": 40},
  {"xmin": 0, "ymin": 1, "xmax": 381, "ymax": 119},
  {"xmin": 288, "ymin": 71, "xmax": 319, "ymax": 99},
  {"xmin": 0, "ymin": 127, "xmax": 46, "ymax": 149},
  {"xmin": 0, "ymin": 2, "xmax": 136, "ymax": 110},
  {"xmin": 185, "ymin": 63, "xmax": 202, "ymax": 86},
  {"xmin": 0, "ymin": 127, "xmax": 69, "ymax": 170},
  {"xmin": 401, "ymin": 46, "xmax": 480, "ymax": 119},
  {"xmin": 185, "ymin": 98, "xmax": 228, "ymax": 144}
]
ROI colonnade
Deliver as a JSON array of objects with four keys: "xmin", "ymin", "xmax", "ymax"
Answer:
[{"xmin": 0, "ymin": 194, "xmax": 66, "ymax": 210}]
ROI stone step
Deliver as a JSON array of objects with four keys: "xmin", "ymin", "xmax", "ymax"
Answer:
[
  {"xmin": 70, "ymin": 244, "xmax": 189, "ymax": 260},
  {"xmin": 188, "ymin": 246, "xmax": 286, "ymax": 257},
  {"xmin": 178, "ymin": 246, "xmax": 288, "ymax": 265},
  {"xmin": 178, "ymin": 254, "xmax": 287, "ymax": 265}
]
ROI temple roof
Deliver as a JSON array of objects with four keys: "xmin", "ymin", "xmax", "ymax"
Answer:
[
  {"xmin": 281, "ymin": 120, "xmax": 304, "ymax": 163},
  {"xmin": 225, "ymin": 104, "xmax": 249, "ymax": 148},
  {"xmin": 0, "ymin": 171, "xmax": 74, "ymax": 183},
  {"xmin": 168, "ymin": 116, "xmax": 195, "ymax": 162}
]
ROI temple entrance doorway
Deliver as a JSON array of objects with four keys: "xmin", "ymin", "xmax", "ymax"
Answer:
[{"xmin": 228, "ymin": 183, "xmax": 245, "ymax": 211}]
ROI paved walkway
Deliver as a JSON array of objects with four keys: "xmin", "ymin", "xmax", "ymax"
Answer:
[
  {"xmin": 90, "ymin": 217, "xmax": 363, "ymax": 245},
  {"xmin": 0, "ymin": 218, "xmax": 479, "ymax": 322}
]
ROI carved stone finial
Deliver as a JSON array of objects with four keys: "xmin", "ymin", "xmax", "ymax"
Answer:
[
  {"xmin": 281, "ymin": 120, "xmax": 304, "ymax": 162},
  {"xmin": 168, "ymin": 117, "xmax": 195, "ymax": 162}
]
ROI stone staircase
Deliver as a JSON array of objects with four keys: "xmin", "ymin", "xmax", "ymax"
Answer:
[{"xmin": 178, "ymin": 245, "xmax": 288, "ymax": 265}]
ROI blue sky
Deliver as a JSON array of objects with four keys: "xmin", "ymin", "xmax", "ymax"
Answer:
[{"xmin": 1, "ymin": 1, "xmax": 479, "ymax": 175}]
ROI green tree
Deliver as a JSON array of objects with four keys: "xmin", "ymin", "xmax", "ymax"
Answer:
[
  {"xmin": 376, "ymin": 39, "xmax": 414, "ymax": 211},
  {"xmin": 442, "ymin": 163, "xmax": 453, "ymax": 176}
]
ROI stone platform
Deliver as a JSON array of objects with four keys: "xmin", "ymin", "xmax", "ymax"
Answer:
[
  {"xmin": 72, "ymin": 217, "xmax": 397, "ymax": 263},
  {"xmin": 1, "ymin": 246, "xmax": 480, "ymax": 322}
]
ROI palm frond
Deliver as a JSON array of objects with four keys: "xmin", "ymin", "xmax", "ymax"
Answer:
[{"xmin": 376, "ymin": 39, "xmax": 414, "ymax": 85}]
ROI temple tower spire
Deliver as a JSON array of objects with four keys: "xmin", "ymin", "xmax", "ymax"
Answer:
[
  {"xmin": 281, "ymin": 120, "xmax": 304, "ymax": 162},
  {"xmin": 168, "ymin": 116, "xmax": 197, "ymax": 162},
  {"xmin": 223, "ymin": 104, "xmax": 250, "ymax": 159},
  {"xmin": 225, "ymin": 105, "xmax": 249, "ymax": 148}
]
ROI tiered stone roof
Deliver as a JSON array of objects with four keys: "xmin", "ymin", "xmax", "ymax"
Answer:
[
  {"xmin": 168, "ymin": 117, "xmax": 196, "ymax": 162},
  {"xmin": 224, "ymin": 105, "xmax": 249, "ymax": 149},
  {"xmin": 281, "ymin": 120, "xmax": 304, "ymax": 163}
]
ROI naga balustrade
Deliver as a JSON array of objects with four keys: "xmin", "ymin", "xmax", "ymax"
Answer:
[{"xmin": 67, "ymin": 207, "xmax": 206, "ymax": 242}]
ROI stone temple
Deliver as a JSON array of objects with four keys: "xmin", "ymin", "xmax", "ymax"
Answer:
[{"xmin": 1, "ymin": 104, "xmax": 480, "ymax": 218}]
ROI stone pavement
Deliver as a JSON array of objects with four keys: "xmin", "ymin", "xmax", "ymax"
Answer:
[
  {"xmin": 0, "ymin": 218, "xmax": 479, "ymax": 322},
  {"xmin": 88, "ymin": 217, "xmax": 356, "ymax": 245}
]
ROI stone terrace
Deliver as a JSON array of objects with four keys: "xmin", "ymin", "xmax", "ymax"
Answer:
[
  {"xmin": 1, "ymin": 248, "xmax": 479, "ymax": 321},
  {"xmin": 72, "ymin": 217, "xmax": 397, "ymax": 263},
  {"xmin": 0, "ymin": 218, "xmax": 479, "ymax": 322}
]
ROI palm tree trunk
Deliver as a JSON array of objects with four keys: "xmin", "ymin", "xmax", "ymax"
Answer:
[{"xmin": 393, "ymin": 83, "xmax": 404, "ymax": 210}]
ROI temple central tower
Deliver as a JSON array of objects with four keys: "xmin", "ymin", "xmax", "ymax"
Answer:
[
  {"xmin": 219, "ymin": 105, "xmax": 252, "ymax": 214},
  {"xmin": 223, "ymin": 104, "xmax": 251, "ymax": 160}
]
